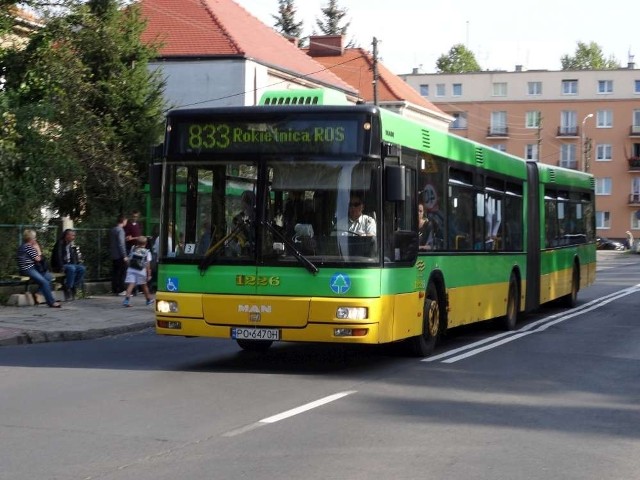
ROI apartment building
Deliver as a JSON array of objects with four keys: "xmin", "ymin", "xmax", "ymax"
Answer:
[{"xmin": 400, "ymin": 66, "xmax": 640, "ymax": 242}]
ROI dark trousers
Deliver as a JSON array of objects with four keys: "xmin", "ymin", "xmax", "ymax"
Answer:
[{"xmin": 111, "ymin": 258, "xmax": 127, "ymax": 294}]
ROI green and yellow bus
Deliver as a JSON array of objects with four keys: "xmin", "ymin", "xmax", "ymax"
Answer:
[{"xmin": 152, "ymin": 88, "xmax": 596, "ymax": 356}]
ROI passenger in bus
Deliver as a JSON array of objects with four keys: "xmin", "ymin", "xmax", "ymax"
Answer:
[
  {"xmin": 348, "ymin": 195, "xmax": 376, "ymax": 236},
  {"xmin": 230, "ymin": 190, "xmax": 256, "ymax": 255},
  {"xmin": 418, "ymin": 202, "xmax": 434, "ymax": 250}
]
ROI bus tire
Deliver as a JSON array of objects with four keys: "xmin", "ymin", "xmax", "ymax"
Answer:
[
  {"xmin": 560, "ymin": 264, "xmax": 579, "ymax": 308},
  {"xmin": 237, "ymin": 339, "xmax": 273, "ymax": 352},
  {"xmin": 500, "ymin": 273, "xmax": 519, "ymax": 331},
  {"xmin": 407, "ymin": 282, "xmax": 441, "ymax": 357}
]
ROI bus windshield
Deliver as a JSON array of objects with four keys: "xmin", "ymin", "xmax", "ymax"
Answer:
[{"xmin": 159, "ymin": 157, "xmax": 380, "ymax": 266}]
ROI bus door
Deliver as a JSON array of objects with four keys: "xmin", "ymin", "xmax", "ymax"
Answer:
[{"xmin": 525, "ymin": 162, "xmax": 541, "ymax": 311}]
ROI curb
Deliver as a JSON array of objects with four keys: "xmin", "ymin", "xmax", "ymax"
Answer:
[{"xmin": 0, "ymin": 321, "xmax": 154, "ymax": 347}]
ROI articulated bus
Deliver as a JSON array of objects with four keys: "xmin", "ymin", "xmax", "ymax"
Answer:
[{"xmin": 151, "ymin": 88, "xmax": 596, "ymax": 356}]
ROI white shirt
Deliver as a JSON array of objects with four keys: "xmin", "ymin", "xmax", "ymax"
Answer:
[{"xmin": 348, "ymin": 214, "xmax": 376, "ymax": 236}]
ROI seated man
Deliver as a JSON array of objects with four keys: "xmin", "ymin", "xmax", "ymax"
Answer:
[
  {"xmin": 347, "ymin": 195, "xmax": 376, "ymax": 236},
  {"xmin": 51, "ymin": 229, "xmax": 86, "ymax": 301}
]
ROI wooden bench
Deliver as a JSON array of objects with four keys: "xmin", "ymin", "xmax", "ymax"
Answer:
[{"xmin": 10, "ymin": 272, "xmax": 66, "ymax": 293}]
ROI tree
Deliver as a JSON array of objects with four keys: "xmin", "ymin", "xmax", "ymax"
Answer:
[
  {"xmin": 1, "ymin": 0, "xmax": 165, "ymax": 224},
  {"xmin": 560, "ymin": 41, "xmax": 619, "ymax": 70},
  {"xmin": 436, "ymin": 44, "xmax": 481, "ymax": 73},
  {"xmin": 315, "ymin": 0, "xmax": 350, "ymax": 36},
  {"xmin": 272, "ymin": 0, "xmax": 303, "ymax": 40}
]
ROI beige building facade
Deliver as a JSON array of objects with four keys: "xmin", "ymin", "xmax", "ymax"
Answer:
[{"xmin": 401, "ymin": 66, "xmax": 640, "ymax": 243}]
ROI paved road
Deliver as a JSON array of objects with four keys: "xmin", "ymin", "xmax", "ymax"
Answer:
[{"xmin": 0, "ymin": 250, "xmax": 638, "ymax": 479}]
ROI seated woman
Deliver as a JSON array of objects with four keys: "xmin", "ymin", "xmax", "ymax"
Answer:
[{"xmin": 16, "ymin": 229, "xmax": 62, "ymax": 308}]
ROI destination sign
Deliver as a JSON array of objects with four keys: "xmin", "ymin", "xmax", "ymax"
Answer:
[{"xmin": 171, "ymin": 118, "xmax": 362, "ymax": 155}]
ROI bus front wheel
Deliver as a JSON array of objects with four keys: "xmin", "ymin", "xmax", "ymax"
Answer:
[
  {"xmin": 237, "ymin": 339, "xmax": 273, "ymax": 352},
  {"xmin": 407, "ymin": 282, "xmax": 441, "ymax": 357}
]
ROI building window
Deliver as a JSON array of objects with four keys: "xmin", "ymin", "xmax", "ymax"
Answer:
[
  {"xmin": 527, "ymin": 81, "xmax": 542, "ymax": 95},
  {"xmin": 419, "ymin": 84, "xmax": 429, "ymax": 96},
  {"xmin": 631, "ymin": 178, "xmax": 640, "ymax": 204},
  {"xmin": 450, "ymin": 112, "xmax": 468, "ymax": 129},
  {"xmin": 633, "ymin": 110, "xmax": 640, "ymax": 133},
  {"xmin": 635, "ymin": 80, "xmax": 640, "ymax": 94},
  {"xmin": 596, "ymin": 144, "xmax": 612, "ymax": 161},
  {"xmin": 525, "ymin": 144, "xmax": 539, "ymax": 161},
  {"xmin": 490, "ymin": 111, "xmax": 507, "ymax": 135},
  {"xmin": 436, "ymin": 84, "xmax": 445, "ymax": 97},
  {"xmin": 632, "ymin": 212, "xmax": 640, "ymax": 230},
  {"xmin": 526, "ymin": 111, "xmax": 540, "ymax": 128},
  {"xmin": 560, "ymin": 110, "xmax": 577, "ymax": 135},
  {"xmin": 596, "ymin": 211, "xmax": 610, "ymax": 229},
  {"xmin": 595, "ymin": 177, "xmax": 612, "ymax": 195},
  {"xmin": 562, "ymin": 79, "xmax": 578, "ymax": 95},
  {"xmin": 452, "ymin": 83, "xmax": 462, "ymax": 96},
  {"xmin": 560, "ymin": 144, "xmax": 577, "ymax": 169},
  {"xmin": 596, "ymin": 110, "xmax": 613, "ymax": 128},
  {"xmin": 492, "ymin": 82, "xmax": 507, "ymax": 96},
  {"xmin": 597, "ymin": 80, "xmax": 613, "ymax": 94},
  {"xmin": 493, "ymin": 144, "xmax": 506, "ymax": 152}
]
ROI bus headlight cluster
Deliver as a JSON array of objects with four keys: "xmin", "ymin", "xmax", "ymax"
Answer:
[
  {"xmin": 336, "ymin": 307, "xmax": 368, "ymax": 320},
  {"xmin": 157, "ymin": 300, "xmax": 178, "ymax": 313}
]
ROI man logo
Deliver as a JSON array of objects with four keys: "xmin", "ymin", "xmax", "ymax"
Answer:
[{"xmin": 237, "ymin": 305, "xmax": 272, "ymax": 313}]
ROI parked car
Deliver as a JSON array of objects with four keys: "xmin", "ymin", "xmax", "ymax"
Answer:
[{"xmin": 596, "ymin": 236, "xmax": 625, "ymax": 250}]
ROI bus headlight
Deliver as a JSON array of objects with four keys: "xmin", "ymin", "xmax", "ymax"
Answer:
[
  {"xmin": 157, "ymin": 300, "xmax": 178, "ymax": 313},
  {"xmin": 336, "ymin": 307, "xmax": 368, "ymax": 320}
]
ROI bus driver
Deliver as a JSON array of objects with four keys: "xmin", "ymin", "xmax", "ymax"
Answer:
[{"xmin": 348, "ymin": 195, "xmax": 376, "ymax": 236}]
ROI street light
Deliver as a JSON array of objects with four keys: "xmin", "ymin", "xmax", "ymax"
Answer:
[{"xmin": 581, "ymin": 113, "xmax": 594, "ymax": 172}]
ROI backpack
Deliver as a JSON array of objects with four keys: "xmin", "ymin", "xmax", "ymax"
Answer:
[{"xmin": 129, "ymin": 247, "xmax": 149, "ymax": 270}]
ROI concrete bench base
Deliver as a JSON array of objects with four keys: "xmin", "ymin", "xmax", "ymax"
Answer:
[{"xmin": 6, "ymin": 290, "xmax": 65, "ymax": 307}]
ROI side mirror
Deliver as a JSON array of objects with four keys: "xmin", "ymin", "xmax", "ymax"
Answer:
[
  {"xmin": 385, "ymin": 164, "xmax": 405, "ymax": 202},
  {"xmin": 149, "ymin": 163, "xmax": 162, "ymax": 198}
]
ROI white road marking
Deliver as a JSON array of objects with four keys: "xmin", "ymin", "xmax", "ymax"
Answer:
[
  {"xmin": 222, "ymin": 390, "xmax": 357, "ymax": 437},
  {"xmin": 423, "ymin": 284, "xmax": 640, "ymax": 364}
]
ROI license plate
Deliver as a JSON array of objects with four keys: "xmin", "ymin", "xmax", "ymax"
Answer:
[{"xmin": 231, "ymin": 327, "xmax": 280, "ymax": 341}]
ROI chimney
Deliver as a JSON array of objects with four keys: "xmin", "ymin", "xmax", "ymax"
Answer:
[
  {"xmin": 308, "ymin": 35, "xmax": 345, "ymax": 57},
  {"xmin": 515, "ymin": 65, "xmax": 523, "ymax": 72},
  {"xmin": 284, "ymin": 35, "xmax": 299, "ymax": 48}
]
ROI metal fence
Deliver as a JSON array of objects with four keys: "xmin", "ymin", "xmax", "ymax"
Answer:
[{"xmin": 0, "ymin": 225, "xmax": 112, "ymax": 282}]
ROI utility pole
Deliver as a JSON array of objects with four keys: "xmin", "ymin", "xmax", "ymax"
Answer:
[
  {"xmin": 372, "ymin": 37, "xmax": 379, "ymax": 106},
  {"xmin": 581, "ymin": 113, "xmax": 593, "ymax": 171}
]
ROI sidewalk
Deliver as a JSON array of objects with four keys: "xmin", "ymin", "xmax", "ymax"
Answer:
[{"xmin": 0, "ymin": 294, "xmax": 155, "ymax": 347}]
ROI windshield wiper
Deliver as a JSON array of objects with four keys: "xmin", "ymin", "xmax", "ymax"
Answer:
[
  {"xmin": 262, "ymin": 220, "xmax": 319, "ymax": 275},
  {"xmin": 198, "ymin": 221, "xmax": 246, "ymax": 274}
]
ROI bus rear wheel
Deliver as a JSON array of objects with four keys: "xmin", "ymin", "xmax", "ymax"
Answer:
[
  {"xmin": 407, "ymin": 282, "xmax": 441, "ymax": 357},
  {"xmin": 560, "ymin": 264, "xmax": 579, "ymax": 308},
  {"xmin": 500, "ymin": 274, "xmax": 519, "ymax": 331},
  {"xmin": 237, "ymin": 339, "xmax": 273, "ymax": 352}
]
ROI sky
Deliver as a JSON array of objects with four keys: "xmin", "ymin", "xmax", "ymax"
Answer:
[{"xmin": 234, "ymin": 0, "xmax": 638, "ymax": 74}]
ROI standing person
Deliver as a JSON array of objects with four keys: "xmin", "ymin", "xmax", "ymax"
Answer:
[
  {"xmin": 16, "ymin": 229, "xmax": 62, "ymax": 308},
  {"xmin": 110, "ymin": 214, "xmax": 129, "ymax": 295},
  {"xmin": 51, "ymin": 229, "xmax": 86, "ymax": 301},
  {"xmin": 122, "ymin": 237, "xmax": 154, "ymax": 307},
  {"xmin": 418, "ymin": 202, "xmax": 434, "ymax": 251},
  {"xmin": 124, "ymin": 210, "xmax": 143, "ymax": 252}
]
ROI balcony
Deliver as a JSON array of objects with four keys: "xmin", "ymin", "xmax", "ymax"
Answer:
[
  {"xmin": 628, "ymin": 156, "xmax": 640, "ymax": 170},
  {"xmin": 486, "ymin": 126, "xmax": 509, "ymax": 138},
  {"xmin": 629, "ymin": 193, "xmax": 640, "ymax": 204},
  {"xmin": 630, "ymin": 125, "xmax": 640, "ymax": 136},
  {"xmin": 557, "ymin": 126, "xmax": 579, "ymax": 137},
  {"xmin": 559, "ymin": 160, "xmax": 578, "ymax": 170}
]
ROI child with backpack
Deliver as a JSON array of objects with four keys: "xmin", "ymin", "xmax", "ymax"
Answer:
[{"xmin": 122, "ymin": 236, "xmax": 154, "ymax": 307}]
